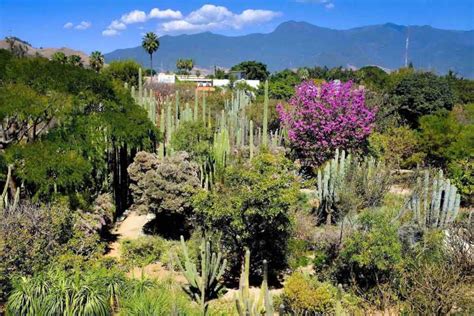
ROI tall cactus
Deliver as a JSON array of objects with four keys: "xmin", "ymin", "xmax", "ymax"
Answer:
[
  {"xmin": 262, "ymin": 80, "xmax": 269, "ymax": 147},
  {"xmin": 175, "ymin": 235, "xmax": 227, "ymax": 315},
  {"xmin": 235, "ymin": 250, "xmax": 273, "ymax": 316},
  {"xmin": 202, "ymin": 92, "xmax": 207, "ymax": 123},
  {"xmin": 406, "ymin": 170, "xmax": 461, "ymax": 229},
  {"xmin": 316, "ymin": 149, "xmax": 351, "ymax": 224},
  {"xmin": 138, "ymin": 67, "xmax": 143, "ymax": 101},
  {"xmin": 194, "ymin": 89, "xmax": 199, "ymax": 121},
  {"xmin": 249, "ymin": 120, "xmax": 254, "ymax": 160}
]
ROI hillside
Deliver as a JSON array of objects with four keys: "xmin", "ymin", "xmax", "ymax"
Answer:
[
  {"xmin": 0, "ymin": 39, "xmax": 90, "ymax": 65},
  {"xmin": 105, "ymin": 21, "xmax": 474, "ymax": 78}
]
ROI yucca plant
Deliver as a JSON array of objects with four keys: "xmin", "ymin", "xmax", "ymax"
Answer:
[{"xmin": 7, "ymin": 275, "xmax": 49, "ymax": 316}]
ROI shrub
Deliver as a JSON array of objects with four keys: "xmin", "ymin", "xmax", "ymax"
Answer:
[
  {"xmin": 418, "ymin": 104, "xmax": 473, "ymax": 204},
  {"xmin": 281, "ymin": 272, "xmax": 359, "ymax": 314},
  {"xmin": 193, "ymin": 153, "xmax": 301, "ymax": 279},
  {"xmin": 400, "ymin": 261, "xmax": 472, "ymax": 315},
  {"xmin": 0, "ymin": 201, "xmax": 110, "ymax": 301},
  {"xmin": 170, "ymin": 121, "xmax": 213, "ymax": 164},
  {"xmin": 337, "ymin": 157, "xmax": 393, "ymax": 214},
  {"xmin": 368, "ymin": 126, "xmax": 426, "ymax": 169},
  {"xmin": 278, "ymin": 80, "xmax": 376, "ymax": 167},
  {"xmin": 335, "ymin": 209, "xmax": 403, "ymax": 292},
  {"xmin": 119, "ymin": 279, "xmax": 196, "ymax": 316},
  {"xmin": 128, "ymin": 151, "xmax": 201, "ymax": 237},
  {"xmin": 120, "ymin": 237, "xmax": 166, "ymax": 267}
]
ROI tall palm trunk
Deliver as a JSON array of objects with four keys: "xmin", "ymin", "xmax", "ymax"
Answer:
[{"xmin": 150, "ymin": 53, "xmax": 153, "ymax": 75}]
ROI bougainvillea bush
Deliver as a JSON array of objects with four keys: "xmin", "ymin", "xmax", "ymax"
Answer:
[{"xmin": 277, "ymin": 80, "xmax": 376, "ymax": 166}]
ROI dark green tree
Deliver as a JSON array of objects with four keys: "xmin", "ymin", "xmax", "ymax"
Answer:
[
  {"xmin": 102, "ymin": 60, "xmax": 141, "ymax": 86},
  {"xmin": 230, "ymin": 60, "xmax": 270, "ymax": 81},
  {"xmin": 390, "ymin": 72, "xmax": 454, "ymax": 127}
]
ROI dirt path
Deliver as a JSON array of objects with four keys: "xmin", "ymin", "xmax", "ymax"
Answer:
[{"xmin": 106, "ymin": 211, "xmax": 151, "ymax": 258}]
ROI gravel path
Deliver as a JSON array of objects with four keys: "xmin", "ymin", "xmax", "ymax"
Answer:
[{"xmin": 106, "ymin": 211, "xmax": 150, "ymax": 258}]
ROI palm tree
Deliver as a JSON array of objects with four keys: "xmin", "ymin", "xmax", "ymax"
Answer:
[
  {"xmin": 141, "ymin": 32, "xmax": 160, "ymax": 74},
  {"xmin": 89, "ymin": 51, "xmax": 105, "ymax": 72}
]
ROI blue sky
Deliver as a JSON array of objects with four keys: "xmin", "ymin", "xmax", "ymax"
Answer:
[{"xmin": 1, "ymin": 0, "xmax": 473, "ymax": 54}]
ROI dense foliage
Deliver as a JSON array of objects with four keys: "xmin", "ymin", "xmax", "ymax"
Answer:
[{"xmin": 193, "ymin": 153, "xmax": 301, "ymax": 279}]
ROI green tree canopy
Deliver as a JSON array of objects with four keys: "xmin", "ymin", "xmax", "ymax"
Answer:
[
  {"xmin": 230, "ymin": 60, "xmax": 270, "ymax": 81},
  {"xmin": 390, "ymin": 72, "xmax": 454, "ymax": 127},
  {"xmin": 101, "ymin": 60, "xmax": 142, "ymax": 87}
]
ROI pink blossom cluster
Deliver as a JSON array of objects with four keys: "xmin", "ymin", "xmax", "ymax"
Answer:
[{"xmin": 277, "ymin": 80, "xmax": 376, "ymax": 166}]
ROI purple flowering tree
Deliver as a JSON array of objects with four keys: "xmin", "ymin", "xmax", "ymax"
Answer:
[{"xmin": 277, "ymin": 80, "xmax": 376, "ymax": 166}]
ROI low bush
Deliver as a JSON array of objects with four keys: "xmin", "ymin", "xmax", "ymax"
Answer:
[
  {"xmin": 368, "ymin": 126, "xmax": 425, "ymax": 169},
  {"xmin": 281, "ymin": 272, "xmax": 359, "ymax": 314},
  {"xmin": 120, "ymin": 236, "xmax": 166, "ymax": 267},
  {"xmin": 119, "ymin": 279, "xmax": 196, "ymax": 316},
  {"xmin": 334, "ymin": 209, "xmax": 403, "ymax": 298}
]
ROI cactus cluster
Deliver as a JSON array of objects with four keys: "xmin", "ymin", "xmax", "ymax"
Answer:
[
  {"xmin": 175, "ymin": 235, "xmax": 227, "ymax": 315},
  {"xmin": 126, "ymin": 70, "xmax": 283, "ymax": 190},
  {"xmin": 407, "ymin": 169, "xmax": 461, "ymax": 229},
  {"xmin": 235, "ymin": 250, "xmax": 273, "ymax": 316},
  {"xmin": 316, "ymin": 149, "xmax": 351, "ymax": 224},
  {"xmin": 127, "ymin": 68, "xmax": 157, "ymax": 125}
]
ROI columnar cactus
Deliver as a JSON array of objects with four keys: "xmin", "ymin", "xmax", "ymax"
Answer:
[
  {"xmin": 316, "ymin": 149, "xmax": 351, "ymax": 224},
  {"xmin": 176, "ymin": 235, "xmax": 227, "ymax": 315},
  {"xmin": 408, "ymin": 170, "xmax": 461, "ymax": 229},
  {"xmin": 262, "ymin": 80, "xmax": 269, "ymax": 147},
  {"xmin": 235, "ymin": 250, "xmax": 273, "ymax": 316}
]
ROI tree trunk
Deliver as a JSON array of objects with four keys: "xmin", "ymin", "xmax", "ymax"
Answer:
[{"xmin": 150, "ymin": 54, "xmax": 153, "ymax": 76}]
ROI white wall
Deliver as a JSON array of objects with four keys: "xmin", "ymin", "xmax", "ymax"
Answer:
[{"xmin": 212, "ymin": 79, "xmax": 230, "ymax": 87}]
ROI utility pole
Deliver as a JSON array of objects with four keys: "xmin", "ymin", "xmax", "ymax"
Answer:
[{"xmin": 405, "ymin": 27, "xmax": 410, "ymax": 68}]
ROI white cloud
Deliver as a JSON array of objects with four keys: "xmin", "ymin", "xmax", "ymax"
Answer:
[
  {"xmin": 149, "ymin": 8, "xmax": 182, "ymax": 20},
  {"xmin": 160, "ymin": 4, "xmax": 281, "ymax": 34},
  {"xmin": 102, "ymin": 29, "xmax": 119, "ymax": 36},
  {"xmin": 121, "ymin": 10, "xmax": 147, "ymax": 24},
  {"xmin": 75, "ymin": 21, "xmax": 92, "ymax": 30},
  {"xmin": 63, "ymin": 22, "xmax": 73, "ymax": 29},
  {"xmin": 296, "ymin": 0, "xmax": 335, "ymax": 9},
  {"xmin": 109, "ymin": 20, "xmax": 127, "ymax": 30},
  {"xmin": 102, "ymin": 4, "xmax": 280, "ymax": 37},
  {"xmin": 325, "ymin": 3, "xmax": 335, "ymax": 9},
  {"xmin": 187, "ymin": 5, "xmax": 233, "ymax": 24}
]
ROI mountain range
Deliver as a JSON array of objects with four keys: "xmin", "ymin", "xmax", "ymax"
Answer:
[{"xmin": 104, "ymin": 21, "xmax": 474, "ymax": 78}]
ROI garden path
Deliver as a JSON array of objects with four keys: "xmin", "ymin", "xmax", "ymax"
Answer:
[{"xmin": 106, "ymin": 210, "xmax": 150, "ymax": 258}]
